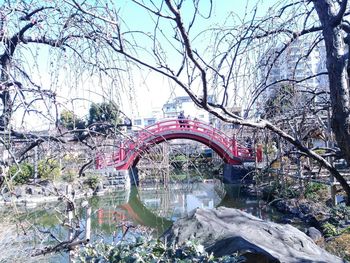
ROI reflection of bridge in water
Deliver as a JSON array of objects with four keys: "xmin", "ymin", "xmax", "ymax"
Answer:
[
  {"xmin": 96, "ymin": 119, "xmax": 262, "ymax": 171},
  {"xmin": 95, "ymin": 182, "xmax": 226, "ymax": 234},
  {"xmin": 94, "ymin": 182, "xmax": 274, "ymax": 238},
  {"xmin": 95, "ymin": 187, "xmax": 172, "ymax": 234}
]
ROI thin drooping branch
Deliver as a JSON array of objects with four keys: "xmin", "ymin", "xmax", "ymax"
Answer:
[
  {"xmin": 99, "ymin": 0, "xmax": 350, "ymax": 203},
  {"xmin": 165, "ymin": 0, "xmax": 209, "ymax": 105}
]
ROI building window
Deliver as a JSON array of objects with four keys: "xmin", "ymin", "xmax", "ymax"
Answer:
[
  {"xmin": 134, "ymin": 119, "xmax": 142, "ymax": 126},
  {"xmin": 146, "ymin": 119, "xmax": 155, "ymax": 125}
]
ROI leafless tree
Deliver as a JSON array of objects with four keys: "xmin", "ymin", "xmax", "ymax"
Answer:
[
  {"xmin": 3, "ymin": 0, "xmax": 350, "ymax": 260},
  {"xmin": 63, "ymin": 0, "xmax": 350, "ymax": 203},
  {"xmin": 0, "ymin": 1, "xmax": 130, "ymax": 260},
  {"xmin": 0, "ymin": 0, "xmax": 131, "ymax": 176}
]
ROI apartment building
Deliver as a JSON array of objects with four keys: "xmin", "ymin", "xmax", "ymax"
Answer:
[
  {"xmin": 258, "ymin": 38, "xmax": 331, "ymax": 148},
  {"xmin": 258, "ymin": 38, "xmax": 329, "ymax": 114}
]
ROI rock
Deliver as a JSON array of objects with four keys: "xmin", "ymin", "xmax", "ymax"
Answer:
[
  {"xmin": 304, "ymin": 215, "xmax": 322, "ymax": 229},
  {"xmin": 345, "ymin": 220, "xmax": 350, "ymax": 225},
  {"xmin": 37, "ymin": 179, "xmax": 51, "ymax": 187},
  {"xmin": 59, "ymin": 184, "xmax": 66, "ymax": 194},
  {"xmin": 272, "ymin": 199, "xmax": 330, "ymax": 227},
  {"xmin": 299, "ymin": 203, "xmax": 311, "ymax": 214},
  {"xmin": 297, "ymin": 212, "xmax": 305, "ymax": 219},
  {"xmin": 279, "ymin": 216, "xmax": 294, "ymax": 224},
  {"xmin": 164, "ymin": 207, "xmax": 344, "ymax": 263},
  {"xmin": 274, "ymin": 199, "xmax": 297, "ymax": 214},
  {"xmin": 307, "ymin": 227, "xmax": 324, "ymax": 245},
  {"xmin": 14, "ymin": 188, "xmax": 22, "ymax": 198},
  {"xmin": 25, "ymin": 187, "xmax": 33, "ymax": 195}
]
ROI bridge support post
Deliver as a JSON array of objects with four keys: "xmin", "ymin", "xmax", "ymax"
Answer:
[
  {"xmin": 103, "ymin": 168, "xmax": 131, "ymax": 189},
  {"xmin": 120, "ymin": 142, "xmax": 125, "ymax": 160},
  {"xmin": 232, "ymin": 137, "xmax": 238, "ymax": 156},
  {"xmin": 223, "ymin": 164, "xmax": 253, "ymax": 184}
]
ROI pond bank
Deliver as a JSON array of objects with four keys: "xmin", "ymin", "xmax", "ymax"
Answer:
[
  {"xmin": 0, "ymin": 179, "xmax": 114, "ymax": 209},
  {"xmin": 240, "ymin": 180, "xmax": 350, "ymax": 260}
]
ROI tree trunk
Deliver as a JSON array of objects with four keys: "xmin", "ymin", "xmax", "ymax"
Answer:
[
  {"xmin": 313, "ymin": 0, "xmax": 350, "ymax": 203},
  {"xmin": 0, "ymin": 51, "xmax": 13, "ymax": 130}
]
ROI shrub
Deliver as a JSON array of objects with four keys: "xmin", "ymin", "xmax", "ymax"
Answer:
[
  {"xmin": 83, "ymin": 175, "xmax": 100, "ymax": 190},
  {"xmin": 62, "ymin": 169, "xmax": 76, "ymax": 182},
  {"xmin": 265, "ymin": 180, "xmax": 300, "ymax": 199},
  {"xmin": 325, "ymin": 233, "xmax": 350, "ymax": 261},
  {"xmin": 304, "ymin": 182, "xmax": 327, "ymax": 199},
  {"xmin": 38, "ymin": 159, "xmax": 61, "ymax": 180},
  {"xmin": 314, "ymin": 149, "xmax": 326, "ymax": 155},
  {"xmin": 9, "ymin": 163, "xmax": 34, "ymax": 185},
  {"xmin": 322, "ymin": 222, "xmax": 339, "ymax": 237},
  {"xmin": 329, "ymin": 204, "xmax": 350, "ymax": 226},
  {"xmin": 76, "ymin": 238, "xmax": 244, "ymax": 262},
  {"xmin": 174, "ymin": 154, "xmax": 187, "ymax": 162}
]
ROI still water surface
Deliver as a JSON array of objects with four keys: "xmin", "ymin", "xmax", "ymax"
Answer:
[
  {"xmin": 19, "ymin": 179, "xmax": 279, "ymax": 262},
  {"xmin": 87, "ymin": 181, "xmax": 277, "ymax": 236}
]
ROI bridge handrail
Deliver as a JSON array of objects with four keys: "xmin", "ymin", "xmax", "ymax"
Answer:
[
  {"xmin": 125, "ymin": 119, "xmax": 234, "ymax": 154},
  {"xmin": 150, "ymin": 119, "xmax": 231, "ymax": 142},
  {"xmin": 96, "ymin": 118, "xmax": 255, "ymax": 169}
]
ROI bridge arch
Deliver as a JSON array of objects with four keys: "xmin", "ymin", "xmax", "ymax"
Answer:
[
  {"xmin": 103, "ymin": 119, "xmax": 254, "ymax": 170},
  {"xmin": 130, "ymin": 131, "xmax": 240, "ymax": 168}
]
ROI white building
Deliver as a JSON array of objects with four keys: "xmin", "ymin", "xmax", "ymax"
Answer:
[
  {"xmin": 258, "ymin": 38, "xmax": 330, "ymax": 148},
  {"xmin": 162, "ymin": 95, "xmax": 215, "ymax": 124},
  {"xmin": 132, "ymin": 95, "xmax": 219, "ymax": 130},
  {"xmin": 132, "ymin": 108, "xmax": 163, "ymax": 130},
  {"xmin": 260, "ymin": 38, "xmax": 328, "ymax": 108}
]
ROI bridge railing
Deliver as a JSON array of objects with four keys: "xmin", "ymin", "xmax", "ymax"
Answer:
[
  {"xmin": 95, "ymin": 119, "xmax": 258, "ymax": 169},
  {"xmin": 138, "ymin": 118, "xmax": 235, "ymax": 150},
  {"xmin": 95, "ymin": 152, "xmax": 120, "ymax": 169},
  {"xmin": 135, "ymin": 119, "xmax": 256, "ymax": 158}
]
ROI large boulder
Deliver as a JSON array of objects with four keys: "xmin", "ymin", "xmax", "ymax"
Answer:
[{"xmin": 164, "ymin": 207, "xmax": 344, "ymax": 263}]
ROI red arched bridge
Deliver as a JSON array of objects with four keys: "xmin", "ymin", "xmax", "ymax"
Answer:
[{"xmin": 95, "ymin": 119, "xmax": 262, "ymax": 170}]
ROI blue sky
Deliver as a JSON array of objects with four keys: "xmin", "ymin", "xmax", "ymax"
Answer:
[
  {"xmin": 111, "ymin": 0, "xmax": 276, "ymax": 117},
  {"xmin": 11, "ymin": 0, "xmax": 280, "ymax": 129}
]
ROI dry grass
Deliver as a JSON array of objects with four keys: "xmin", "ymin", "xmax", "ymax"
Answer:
[{"xmin": 325, "ymin": 233, "xmax": 350, "ymax": 261}]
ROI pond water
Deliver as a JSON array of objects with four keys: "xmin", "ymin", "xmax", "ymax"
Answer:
[
  {"xmin": 4, "ymin": 177, "xmax": 281, "ymax": 262},
  {"xmin": 84, "ymin": 180, "xmax": 279, "ymax": 237}
]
